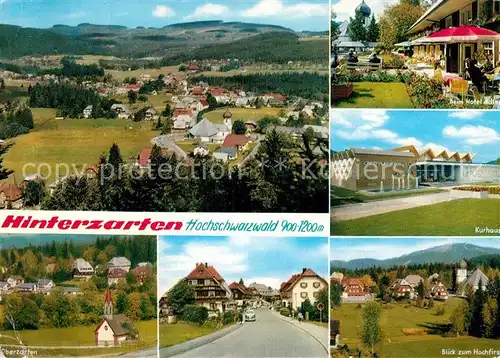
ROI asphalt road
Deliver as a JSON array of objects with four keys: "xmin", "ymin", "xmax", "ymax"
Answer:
[
  {"xmin": 151, "ymin": 135, "xmax": 187, "ymax": 158},
  {"xmin": 172, "ymin": 309, "xmax": 327, "ymax": 358}
]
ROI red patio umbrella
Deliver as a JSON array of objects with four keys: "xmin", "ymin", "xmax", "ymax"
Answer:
[{"xmin": 424, "ymin": 25, "xmax": 500, "ymax": 43}]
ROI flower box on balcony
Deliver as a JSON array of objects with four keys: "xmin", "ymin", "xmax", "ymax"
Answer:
[{"xmin": 332, "ymin": 82, "xmax": 353, "ymax": 100}]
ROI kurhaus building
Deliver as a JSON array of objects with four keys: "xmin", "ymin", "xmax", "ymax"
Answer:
[
  {"xmin": 407, "ymin": 0, "xmax": 500, "ymax": 74},
  {"xmin": 332, "ymin": 145, "xmax": 499, "ymax": 190}
]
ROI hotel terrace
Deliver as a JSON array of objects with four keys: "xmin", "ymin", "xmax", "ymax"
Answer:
[
  {"xmin": 407, "ymin": 0, "xmax": 500, "ymax": 74},
  {"xmin": 332, "ymin": 145, "xmax": 500, "ymax": 190}
]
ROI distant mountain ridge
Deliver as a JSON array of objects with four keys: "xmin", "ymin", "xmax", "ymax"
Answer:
[
  {"xmin": 331, "ymin": 243, "xmax": 500, "ymax": 270},
  {"xmin": 0, "ymin": 20, "xmax": 326, "ymax": 60}
]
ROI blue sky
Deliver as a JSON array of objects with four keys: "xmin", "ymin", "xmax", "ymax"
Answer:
[
  {"xmin": 0, "ymin": 0, "xmax": 329, "ymax": 31},
  {"xmin": 158, "ymin": 236, "xmax": 328, "ymax": 296},
  {"xmin": 331, "ymin": 237, "xmax": 500, "ymax": 261},
  {"xmin": 332, "ymin": 0, "xmax": 399, "ymax": 22},
  {"xmin": 331, "ymin": 109, "xmax": 500, "ymax": 163}
]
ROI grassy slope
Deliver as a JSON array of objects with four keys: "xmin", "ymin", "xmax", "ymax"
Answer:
[
  {"xmin": 332, "ymin": 82, "xmax": 414, "ymax": 109},
  {"xmin": 333, "ymin": 298, "xmax": 498, "ymax": 357},
  {"xmin": 0, "ymin": 320, "xmax": 156, "ymax": 348},
  {"xmin": 332, "ymin": 199, "xmax": 500, "ymax": 236},
  {"xmin": 3, "ymin": 108, "xmax": 159, "ymax": 183},
  {"xmin": 159, "ymin": 322, "xmax": 222, "ymax": 348}
]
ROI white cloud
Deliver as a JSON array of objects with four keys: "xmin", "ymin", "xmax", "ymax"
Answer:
[
  {"xmin": 443, "ymin": 125, "xmax": 500, "ymax": 145},
  {"xmin": 66, "ymin": 11, "xmax": 87, "ymax": 19},
  {"xmin": 153, "ymin": 5, "xmax": 176, "ymax": 18},
  {"xmin": 243, "ymin": 0, "xmax": 328, "ymax": 19},
  {"xmin": 333, "ymin": 0, "xmax": 398, "ymax": 22},
  {"xmin": 448, "ymin": 111, "xmax": 484, "ymax": 120},
  {"xmin": 184, "ymin": 3, "xmax": 230, "ymax": 20}
]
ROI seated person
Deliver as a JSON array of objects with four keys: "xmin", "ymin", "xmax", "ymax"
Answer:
[
  {"xmin": 346, "ymin": 50, "xmax": 359, "ymax": 63},
  {"xmin": 466, "ymin": 60, "xmax": 486, "ymax": 92},
  {"xmin": 368, "ymin": 52, "xmax": 381, "ymax": 64}
]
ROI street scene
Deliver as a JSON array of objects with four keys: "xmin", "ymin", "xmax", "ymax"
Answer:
[{"xmin": 158, "ymin": 236, "xmax": 329, "ymax": 357}]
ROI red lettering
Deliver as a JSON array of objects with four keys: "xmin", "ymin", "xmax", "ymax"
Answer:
[
  {"xmin": 57, "ymin": 220, "xmax": 72, "ymax": 230},
  {"xmin": 151, "ymin": 221, "xmax": 165, "ymax": 231},
  {"xmin": 1, "ymin": 215, "xmax": 24, "ymax": 228}
]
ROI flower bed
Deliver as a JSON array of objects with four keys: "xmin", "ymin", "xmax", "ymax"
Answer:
[
  {"xmin": 455, "ymin": 186, "xmax": 500, "ymax": 194},
  {"xmin": 331, "ymin": 82, "xmax": 353, "ymax": 100}
]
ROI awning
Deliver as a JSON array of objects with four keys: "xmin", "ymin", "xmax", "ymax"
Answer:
[
  {"xmin": 423, "ymin": 25, "xmax": 500, "ymax": 43},
  {"xmin": 411, "ymin": 37, "xmax": 432, "ymax": 45},
  {"xmin": 336, "ymin": 41, "xmax": 366, "ymax": 48}
]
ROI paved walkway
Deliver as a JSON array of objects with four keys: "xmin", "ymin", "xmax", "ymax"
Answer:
[
  {"xmin": 271, "ymin": 310, "xmax": 328, "ymax": 352},
  {"xmin": 160, "ymin": 324, "xmax": 241, "ymax": 357},
  {"xmin": 332, "ymin": 191, "xmax": 455, "ymax": 221},
  {"xmin": 151, "ymin": 135, "xmax": 187, "ymax": 159}
]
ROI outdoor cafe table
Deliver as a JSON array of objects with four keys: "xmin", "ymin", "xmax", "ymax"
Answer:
[{"xmin": 443, "ymin": 73, "xmax": 463, "ymax": 87}]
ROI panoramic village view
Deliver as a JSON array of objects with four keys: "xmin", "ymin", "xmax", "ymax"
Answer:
[
  {"xmin": 330, "ymin": 238, "xmax": 500, "ymax": 358},
  {"xmin": 0, "ymin": 0, "xmax": 329, "ymax": 213},
  {"xmin": 331, "ymin": 0, "xmax": 500, "ymax": 109},
  {"xmin": 158, "ymin": 236, "xmax": 329, "ymax": 357},
  {"xmin": 330, "ymin": 109, "xmax": 500, "ymax": 236},
  {"xmin": 0, "ymin": 234, "xmax": 158, "ymax": 357}
]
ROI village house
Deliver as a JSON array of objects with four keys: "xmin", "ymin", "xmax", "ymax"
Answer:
[
  {"xmin": 108, "ymin": 268, "xmax": 128, "ymax": 286},
  {"xmin": 137, "ymin": 147, "xmax": 172, "ymax": 168},
  {"xmin": 430, "ymin": 281, "xmax": 449, "ymax": 300},
  {"xmin": 83, "ymin": 105, "xmax": 93, "ymax": 119},
  {"xmin": 108, "ymin": 257, "xmax": 131, "ymax": 273},
  {"xmin": 189, "ymin": 118, "xmax": 230, "ymax": 143},
  {"xmin": 213, "ymin": 147, "xmax": 237, "ymax": 162},
  {"xmin": 262, "ymin": 93, "xmax": 287, "ymax": 106},
  {"xmin": 62, "ymin": 286, "xmax": 81, "ymax": 295},
  {"xmin": 340, "ymin": 277, "xmax": 366, "ymax": 303},
  {"xmin": 404, "ymin": 275, "xmax": 425, "ymax": 289},
  {"xmin": 330, "ymin": 272, "xmax": 344, "ymax": 285},
  {"xmin": 37, "ymin": 278, "xmax": 54, "ymax": 293},
  {"xmin": 186, "ymin": 262, "xmax": 232, "ymax": 313},
  {"xmin": 0, "ymin": 183, "xmax": 23, "ymax": 209},
  {"xmin": 132, "ymin": 265, "xmax": 151, "ymax": 284},
  {"xmin": 172, "ymin": 108, "xmax": 195, "ymax": 130},
  {"xmin": 125, "ymin": 84, "xmax": 141, "ymax": 92},
  {"xmin": 191, "ymin": 87, "xmax": 205, "ymax": 96},
  {"xmin": 72, "ymin": 258, "xmax": 94, "ymax": 279},
  {"xmin": 95, "ymin": 288, "xmax": 137, "ymax": 346},
  {"xmin": 209, "ymin": 88, "xmax": 231, "ymax": 104},
  {"xmin": 229, "ymin": 282, "xmax": 252, "ymax": 307},
  {"xmin": 222, "ymin": 134, "xmax": 250, "ymax": 155},
  {"xmin": 7, "ymin": 276, "xmax": 24, "ymax": 287},
  {"xmin": 193, "ymin": 143, "xmax": 210, "ymax": 157},
  {"xmin": 280, "ymin": 268, "xmax": 327, "ymax": 310},
  {"xmin": 145, "ymin": 108, "xmax": 157, "ymax": 121},
  {"xmin": 245, "ymin": 121, "xmax": 257, "ymax": 132},
  {"xmin": 17, "ymin": 282, "xmax": 37, "ymax": 293},
  {"xmin": 187, "ymin": 64, "xmax": 199, "ymax": 73},
  {"xmin": 110, "ymin": 104, "xmax": 131, "ymax": 119},
  {"xmin": 391, "ymin": 278, "xmax": 416, "ymax": 299},
  {"xmin": 248, "ymin": 282, "xmax": 280, "ymax": 303}
]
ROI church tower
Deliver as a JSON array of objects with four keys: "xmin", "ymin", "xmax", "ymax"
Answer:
[
  {"xmin": 104, "ymin": 287, "xmax": 114, "ymax": 319},
  {"xmin": 355, "ymin": 0, "xmax": 372, "ymax": 27},
  {"xmin": 223, "ymin": 109, "xmax": 233, "ymax": 131},
  {"xmin": 456, "ymin": 259, "xmax": 468, "ymax": 285}
]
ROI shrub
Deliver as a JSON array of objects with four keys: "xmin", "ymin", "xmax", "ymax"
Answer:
[
  {"xmin": 402, "ymin": 328, "xmax": 428, "ymax": 336},
  {"xmin": 202, "ymin": 317, "xmax": 223, "ymax": 330},
  {"xmin": 436, "ymin": 305, "xmax": 445, "ymax": 316},
  {"xmin": 456, "ymin": 186, "xmax": 500, "ymax": 194},
  {"xmin": 181, "ymin": 305, "xmax": 208, "ymax": 324},
  {"xmin": 223, "ymin": 311, "xmax": 236, "ymax": 325},
  {"xmin": 428, "ymin": 298, "xmax": 435, "ymax": 309},
  {"xmin": 280, "ymin": 307, "xmax": 291, "ymax": 317}
]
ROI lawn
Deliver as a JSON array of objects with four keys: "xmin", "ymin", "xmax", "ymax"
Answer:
[
  {"xmin": 331, "ymin": 185, "xmax": 445, "ymax": 206},
  {"xmin": 332, "ymin": 198, "xmax": 500, "ymax": 236},
  {"xmin": 0, "ymin": 320, "xmax": 157, "ymax": 355},
  {"xmin": 160, "ymin": 322, "xmax": 223, "ymax": 348},
  {"xmin": 3, "ymin": 111, "xmax": 159, "ymax": 184},
  {"xmin": 332, "ymin": 298, "xmax": 499, "ymax": 357},
  {"xmin": 204, "ymin": 107, "xmax": 284, "ymax": 124},
  {"xmin": 332, "ymin": 82, "xmax": 414, "ymax": 109},
  {"xmin": 175, "ymin": 139, "xmax": 220, "ymax": 154},
  {"xmin": 110, "ymin": 93, "xmax": 172, "ymax": 113},
  {"xmin": 0, "ymin": 87, "xmax": 29, "ymax": 102}
]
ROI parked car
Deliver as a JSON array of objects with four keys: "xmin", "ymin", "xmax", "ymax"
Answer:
[{"xmin": 244, "ymin": 309, "xmax": 256, "ymax": 322}]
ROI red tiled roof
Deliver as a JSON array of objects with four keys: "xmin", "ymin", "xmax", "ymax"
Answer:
[
  {"xmin": 108, "ymin": 268, "xmax": 128, "ymax": 278},
  {"xmin": 0, "ymin": 183, "xmax": 22, "ymax": 201},
  {"xmin": 200, "ymin": 99, "xmax": 209, "ymax": 106},
  {"xmin": 173, "ymin": 108, "xmax": 193, "ymax": 117},
  {"xmin": 222, "ymin": 134, "xmax": 249, "ymax": 148},
  {"xmin": 187, "ymin": 263, "xmax": 224, "ymax": 281},
  {"xmin": 132, "ymin": 266, "xmax": 150, "ymax": 277},
  {"xmin": 341, "ymin": 277, "xmax": 364, "ymax": 288},
  {"xmin": 188, "ymin": 64, "xmax": 199, "ymax": 70},
  {"xmin": 125, "ymin": 84, "xmax": 140, "ymax": 89},
  {"xmin": 191, "ymin": 88, "xmax": 204, "ymax": 95},
  {"xmin": 264, "ymin": 93, "xmax": 287, "ymax": 101},
  {"xmin": 138, "ymin": 147, "xmax": 171, "ymax": 167},
  {"xmin": 229, "ymin": 281, "xmax": 250, "ymax": 294},
  {"xmin": 209, "ymin": 88, "xmax": 225, "ymax": 95},
  {"xmin": 280, "ymin": 268, "xmax": 325, "ymax": 293}
]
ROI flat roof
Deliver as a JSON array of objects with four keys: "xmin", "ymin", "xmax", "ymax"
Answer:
[{"xmin": 351, "ymin": 148, "xmax": 416, "ymax": 157}]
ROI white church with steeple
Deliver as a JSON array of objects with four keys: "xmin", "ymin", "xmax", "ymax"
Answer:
[
  {"xmin": 456, "ymin": 259, "xmax": 489, "ymax": 294},
  {"xmin": 95, "ymin": 288, "xmax": 138, "ymax": 346}
]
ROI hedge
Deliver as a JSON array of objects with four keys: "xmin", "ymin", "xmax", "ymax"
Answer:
[
  {"xmin": 280, "ymin": 307, "xmax": 291, "ymax": 317},
  {"xmin": 181, "ymin": 305, "xmax": 208, "ymax": 324}
]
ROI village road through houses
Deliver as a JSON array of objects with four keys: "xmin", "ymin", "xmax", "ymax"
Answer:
[{"xmin": 161, "ymin": 308, "xmax": 327, "ymax": 358}]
